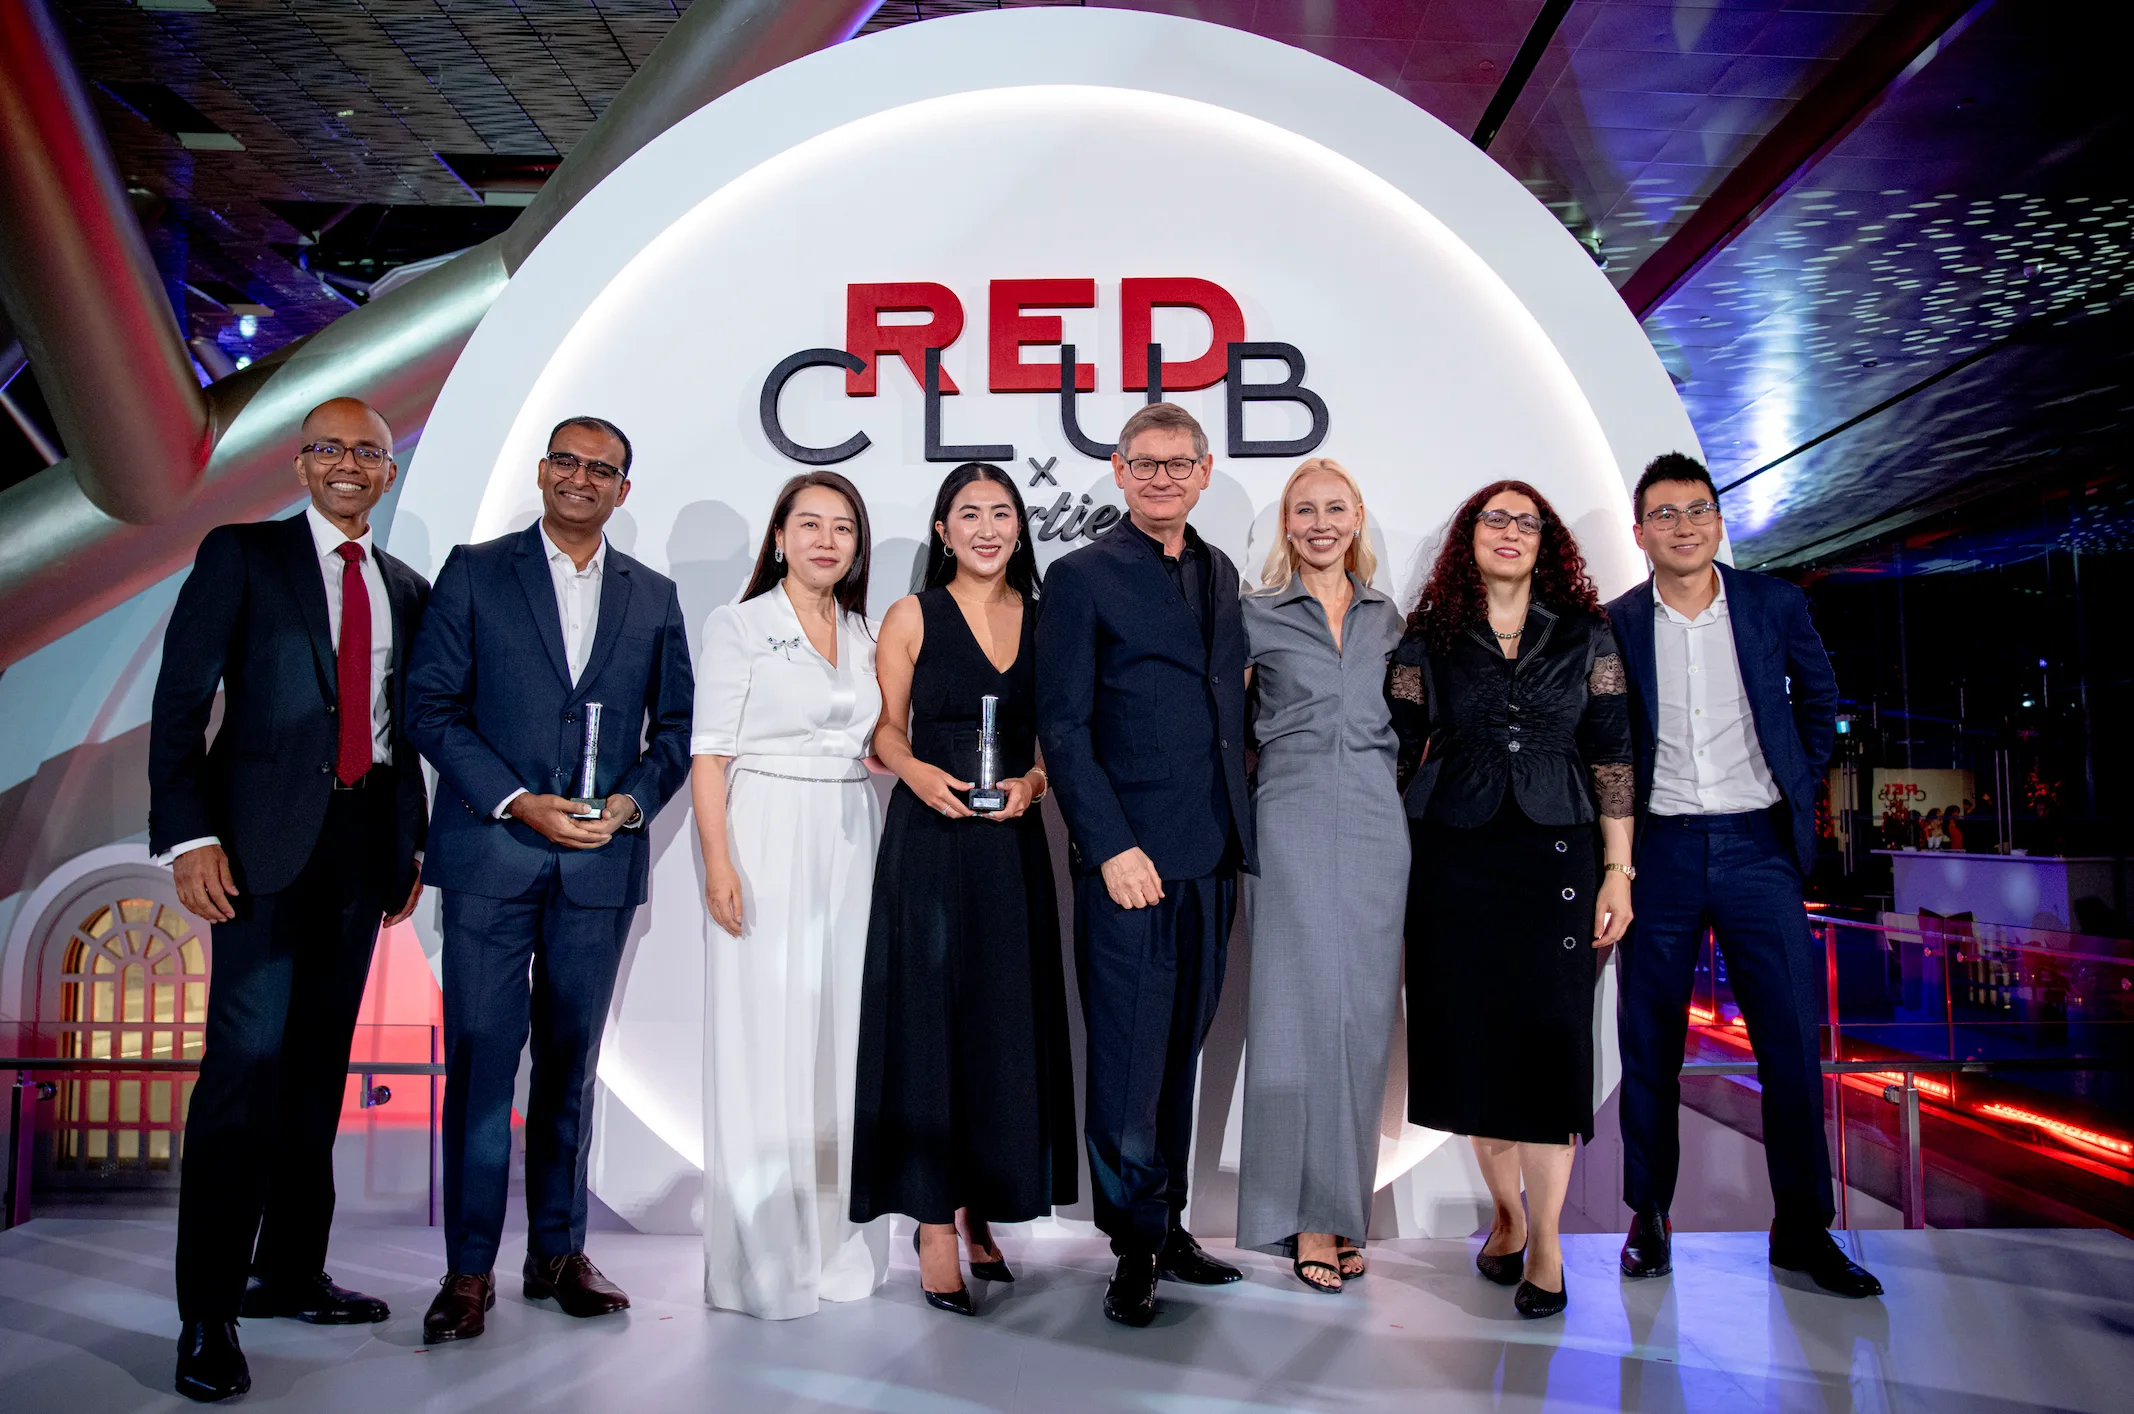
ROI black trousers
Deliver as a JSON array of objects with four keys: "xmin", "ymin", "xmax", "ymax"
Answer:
[
  {"xmin": 175, "ymin": 786, "xmax": 391, "ymax": 1320},
  {"xmin": 439, "ymin": 855, "xmax": 632, "ymax": 1275},
  {"xmin": 1618, "ymin": 810, "xmax": 1837, "ymax": 1228},
  {"xmin": 1074, "ymin": 870, "xmax": 1235, "ymax": 1255}
]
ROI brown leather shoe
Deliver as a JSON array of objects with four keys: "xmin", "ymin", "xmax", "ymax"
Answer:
[
  {"xmin": 523, "ymin": 1252, "xmax": 630, "ymax": 1317},
  {"xmin": 422, "ymin": 1272, "xmax": 495, "ymax": 1343}
]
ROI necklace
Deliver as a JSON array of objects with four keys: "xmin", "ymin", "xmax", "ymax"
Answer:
[{"xmin": 1492, "ymin": 625, "xmax": 1524, "ymax": 640}]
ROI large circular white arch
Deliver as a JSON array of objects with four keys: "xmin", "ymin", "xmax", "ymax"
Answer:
[{"xmin": 400, "ymin": 7, "xmax": 1690, "ymax": 1235}]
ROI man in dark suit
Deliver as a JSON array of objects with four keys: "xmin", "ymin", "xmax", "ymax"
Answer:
[
  {"xmin": 1036, "ymin": 402, "xmax": 1257, "ymax": 1327},
  {"xmin": 405, "ymin": 416, "xmax": 693, "ymax": 1342},
  {"xmin": 149, "ymin": 397, "xmax": 429, "ymax": 1401},
  {"xmin": 1606, "ymin": 452, "xmax": 1881, "ymax": 1298}
]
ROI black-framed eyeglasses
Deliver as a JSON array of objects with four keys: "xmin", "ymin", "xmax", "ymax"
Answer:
[
  {"xmin": 302, "ymin": 441, "xmax": 389, "ymax": 466},
  {"xmin": 546, "ymin": 451, "xmax": 624, "ymax": 484},
  {"xmin": 1124, "ymin": 456, "xmax": 1202, "ymax": 481},
  {"xmin": 1641, "ymin": 500, "xmax": 1721, "ymax": 527},
  {"xmin": 1477, "ymin": 508, "xmax": 1544, "ymax": 535}
]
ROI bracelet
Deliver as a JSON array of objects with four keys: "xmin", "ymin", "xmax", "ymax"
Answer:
[{"xmin": 1027, "ymin": 767, "xmax": 1048, "ymax": 802}]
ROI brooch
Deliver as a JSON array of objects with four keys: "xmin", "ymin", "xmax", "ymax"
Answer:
[{"xmin": 767, "ymin": 634, "xmax": 803, "ymax": 661}]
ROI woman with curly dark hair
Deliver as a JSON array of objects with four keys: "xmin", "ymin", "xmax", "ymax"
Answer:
[{"xmin": 1385, "ymin": 479, "xmax": 1635, "ymax": 1320}]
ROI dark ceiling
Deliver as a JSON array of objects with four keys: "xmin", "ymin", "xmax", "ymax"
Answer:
[{"xmin": 2, "ymin": 0, "xmax": 2126, "ymax": 577}]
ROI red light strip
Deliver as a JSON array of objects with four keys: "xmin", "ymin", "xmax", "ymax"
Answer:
[{"xmin": 1976, "ymin": 1103, "xmax": 2134, "ymax": 1160}]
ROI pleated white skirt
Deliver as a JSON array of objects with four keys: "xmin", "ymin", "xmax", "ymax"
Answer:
[{"xmin": 703, "ymin": 760, "xmax": 889, "ymax": 1319}]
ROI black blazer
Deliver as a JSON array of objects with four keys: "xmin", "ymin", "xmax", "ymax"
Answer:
[
  {"xmin": 1605, "ymin": 562, "xmax": 1838, "ymax": 874},
  {"xmin": 1389, "ymin": 603, "xmax": 1631, "ymax": 828},
  {"xmin": 148, "ymin": 513, "xmax": 429, "ymax": 898},
  {"xmin": 1035, "ymin": 522, "xmax": 1256, "ymax": 879},
  {"xmin": 404, "ymin": 523, "xmax": 695, "ymax": 909}
]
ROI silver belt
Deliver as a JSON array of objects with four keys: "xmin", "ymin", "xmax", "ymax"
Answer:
[{"xmin": 735, "ymin": 766, "xmax": 870, "ymax": 784}]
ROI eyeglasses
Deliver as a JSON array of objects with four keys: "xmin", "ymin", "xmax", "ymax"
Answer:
[
  {"xmin": 545, "ymin": 451, "xmax": 624, "ymax": 484},
  {"xmin": 1124, "ymin": 456, "xmax": 1202, "ymax": 481},
  {"xmin": 302, "ymin": 441, "xmax": 389, "ymax": 466},
  {"xmin": 1477, "ymin": 509, "xmax": 1544, "ymax": 535},
  {"xmin": 1641, "ymin": 501, "xmax": 1721, "ymax": 527}
]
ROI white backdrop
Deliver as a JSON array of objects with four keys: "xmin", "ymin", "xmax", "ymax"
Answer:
[{"xmin": 396, "ymin": 8, "xmax": 1699, "ymax": 1238}]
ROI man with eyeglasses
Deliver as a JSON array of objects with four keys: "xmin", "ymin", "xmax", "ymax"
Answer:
[
  {"xmin": 1605, "ymin": 452, "xmax": 1881, "ymax": 1299},
  {"xmin": 405, "ymin": 415, "xmax": 694, "ymax": 1342},
  {"xmin": 1036, "ymin": 402, "xmax": 1256, "ymax": 1326},
  {"xmin": 149, "ymin": 398, "xmax": 431, "ymax": 1400}
]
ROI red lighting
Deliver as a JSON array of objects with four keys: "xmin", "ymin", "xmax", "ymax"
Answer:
[{"xmin": 1976, "ymin": 1103, "xmax": 2134, "ymax": 1163}]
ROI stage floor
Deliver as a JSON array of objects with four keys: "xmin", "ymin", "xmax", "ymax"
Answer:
[{"xmin": 0, "ymin": 1220, "xmax": 2127, "ymax": 1412}]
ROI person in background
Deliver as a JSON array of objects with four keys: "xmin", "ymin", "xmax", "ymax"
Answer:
[
  {"xmin": 1923, "ymin": 807, "xmax": 1946, "ymax": 849},
  {"xmin": 1947, "ymin": 802, "xmax": 1969, "ymax": 852},
  {"xmin": 1387, "ymin": 479, "xmax": 1633, "ymax": 1320},
  {"xmin": 1234, "ymin": 458, "xmax": 1406, "ymax": 1293},
  {"xmin": 693, "ymin": 471, "xmax": 890, "ymax": 1319},
  {"xmin": 850, "ymin": 462, "xmax": 1076, "ymax": 1316},
  {"xmin": 1036, "ymin": 402, "xmax": 1256, "ymax": 1327},
  {"xmin": 1609, "ymin": 452, "xmax": 1881, "ymax": 1299},
  {"xmin": 149, "ymin": 398, "xmax": 428, "ymax": 1402},
  {"xmin": 406, "ymin": 416, "xmax": 695, "ymax": 1342}
]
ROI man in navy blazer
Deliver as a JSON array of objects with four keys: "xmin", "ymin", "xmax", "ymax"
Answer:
[
  {"xmin": 1037, "ymin": 402, "xmax": 1257, "ymax": 1327},
  {"xmin": 405, "ymin": 416, "xmax": 694, "ymax": 1340},
  {"xmin": 150, "ymin": 398, "xmax": 428, "ymax": 1400},
  {"xmin": 1606, "ymin": 453, "xmax": 1880, "ymax": 1298}
]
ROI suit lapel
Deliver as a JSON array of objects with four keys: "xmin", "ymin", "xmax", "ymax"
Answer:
[
  {"xmin": 1620, "ymin": 578, "xmax": 1660, "ymax": 744},
  {"xmin": 379, "ymin": 552, "xmax": 414, "ymax": 687},
  {"xmin": 1716, "ymin": 562, "xmax": 1777, "ymax": 743},
  {"xmin": 572, "ymin": 550, "xmax": 633, "ymax": 700},
  {"xmin": 276, "ymin": 513, "xmax": 337, "ymax": 702},
  {"xmin": 1112, "ymin": 523, "xmax": 1207, "ymax": 664},
  {"xmin": 514, "ymin": 524, "xmax": 574, "ymax": 690}
]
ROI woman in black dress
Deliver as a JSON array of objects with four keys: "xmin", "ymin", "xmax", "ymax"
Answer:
[
  {"xmin": 850, "ymin": 462, "xmax": 1076, "ymax": 1316},
  {"xmin": 1387, "ymin": 479, "xmax": 1634, "ymax": 1319}
]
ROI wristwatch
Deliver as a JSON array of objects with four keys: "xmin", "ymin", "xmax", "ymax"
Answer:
[{"xmin": 1605, "ymin": 862, "xmax": 1637, "ymax": 880}]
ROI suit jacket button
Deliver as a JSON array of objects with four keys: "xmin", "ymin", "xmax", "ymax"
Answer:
[
  {"xmin": 565, "ymin": 712, "xmax": 577, "ymax": 724},
  {"xmin": 320, "ymin": 763, "xmax": 331, "ymax": 773},
  {"xmin": 325, "ymin": 703, "xmax": 336, "ymax": 715}
]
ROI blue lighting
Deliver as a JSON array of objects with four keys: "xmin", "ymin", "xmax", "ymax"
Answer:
[{"xmin": 237, "ymin": 314, "xmax": 258, "ymax": 339}]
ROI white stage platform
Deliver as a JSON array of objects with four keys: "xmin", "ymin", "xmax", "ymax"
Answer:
[{"xmin": 0, "ymin": 1220, "xmax": 2127, "ymax": 1412}]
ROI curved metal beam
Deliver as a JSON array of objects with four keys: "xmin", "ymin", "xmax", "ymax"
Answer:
[
  {"xmin": 0, "ymin": 0, "xmax": 884, "ymax": 670},
  {"xmin": 0, "ymin": 0, "xmax": 210, "ymax": 523}
]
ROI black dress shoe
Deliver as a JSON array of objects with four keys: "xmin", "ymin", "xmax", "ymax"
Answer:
[
  {"xmin": 1514, "ymin": 1277, "xmax": 1568, "ymax": 1319},
  {"xmin": 175, "ymin": 1320, "xmax": 249, "ymax": 1403},
  {"xmin": 1157, "ymin": 1228, "xmax": 1242, "ymax": 1285},
  {"xmin": 1475, "ymin": 1245, "xmax": 1526, "ymax": 1286},
  {"xmin": 912, "ymin": 1226, "xmax": 976, "ymax": 1314},
  {"xmin": 242, "ymin": 1271, "xmax": 390, "ymax": 1324},
  {"xmin": 423, "ymin": 1271, "xmax": 495, "ymax": 1343},
  {"xmin": 1620, "ymin": 1209, "xmax": 1673, "ymax": 1278},
  {"xmin": 524, "ymin": 1252, "xmax": 631, "ymax": 1316},
  {"xmin": 1104, "ymin": 1253, "xmax": 1159, "ymax": 1327},
  {"xmin": 1769, "ymin": 1226, "xmax": 1885, "ymax": 1298}
]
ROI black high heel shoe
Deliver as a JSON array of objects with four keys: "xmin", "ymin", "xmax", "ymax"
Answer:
[
  {"xmin": 912, "ymin": 1227, "xmax": 975, "ymax": 1315},
  {"xmin": 1514, "ymin": 1276, "xmax": 1568, "ymax": 1318},
  {"xmin": 962, "ymin": 1222, "xmax": 1015, "ymax": 1283},
  {"xmin": 1476, "ymin": 1245, "xmax": 1526, "ymax": 1286}
]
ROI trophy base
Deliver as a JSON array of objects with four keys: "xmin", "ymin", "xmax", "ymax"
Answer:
[
  {"xmin": 968, "ymin": 787, "xmax": 1007, "ymax": 812},
  {"xmin": 567, "ymin": 796, "xmax": 607, "ymax": 821}
]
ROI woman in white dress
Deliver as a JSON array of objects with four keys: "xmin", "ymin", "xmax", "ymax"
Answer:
[{"xmin": 690, "ymin": 471, "xmax": 890, "ymax": 1319}]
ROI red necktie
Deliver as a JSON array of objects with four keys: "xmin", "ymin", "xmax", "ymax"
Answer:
[{"xmin": 334, "ymin": 541, "xmax": 372, "ymax": 785}]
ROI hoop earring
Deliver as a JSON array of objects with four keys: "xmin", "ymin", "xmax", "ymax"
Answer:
[
  {"xmin": 944, "ymin": 546, "xmax": 955, "ymax": 559},
  {"xmin": 774, "ymin": 547, "xmax": 784, "ymax": 564}
]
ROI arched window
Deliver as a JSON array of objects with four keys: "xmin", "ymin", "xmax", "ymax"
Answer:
[{"xmin": 37, "ymin": 876, "xmax": 208, "ymax": 1188}]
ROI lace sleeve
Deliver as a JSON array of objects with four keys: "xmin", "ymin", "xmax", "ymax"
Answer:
[
  {"xmin": 1587, "ymin": 651, "xmax": 1627, "ymax": 696},
  {"xmin": 1385, "ymin": 641, "xmax": 1431, "ymax": 797},
  {"xmin": 1591, "ymin": 761, "xmax": 1634, "ymax": 819}
]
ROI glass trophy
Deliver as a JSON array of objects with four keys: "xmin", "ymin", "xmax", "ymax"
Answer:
[
  {"xmin": 568, "ymin": 701, "xmax": 606, "ymax": 819},
  {"xmin": 968, "ymin": 694, "xmax": 1007, "ymax": 812}
]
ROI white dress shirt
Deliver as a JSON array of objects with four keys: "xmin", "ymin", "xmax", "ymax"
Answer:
[
  {"xmin": 158, "ymin": 507, "xmax": 394, "ymax": 864},
  {"xmin": 493, "ymin": 526, "xmax": 640, "ymax": 824},
  {"xmin": 690, "ymin": 588, "xmax": 880, "ymax": 763},
  {"xmin": 1648, "ymin": 575, "xmax": 1782, "ymax": 816}
]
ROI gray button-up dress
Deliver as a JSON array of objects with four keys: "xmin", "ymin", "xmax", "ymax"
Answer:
[{"xmin": 1237, "ymin": 574, "xmax": 1410, "ymax": 1254}]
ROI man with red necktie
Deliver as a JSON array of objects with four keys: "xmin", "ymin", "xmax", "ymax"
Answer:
[{"xmin": 148, "ymin": 398, "xmax": 431, "ymax": 1401}]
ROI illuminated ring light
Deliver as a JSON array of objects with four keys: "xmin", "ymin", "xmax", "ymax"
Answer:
[{"xmin": 401, "ymin": 8, "xmax": 1698, "ymax": 1234}]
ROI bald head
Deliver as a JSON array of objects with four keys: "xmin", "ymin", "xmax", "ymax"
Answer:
[
  {"xmin": 295, "ymin": 397, "xmax": 398, "ymax": 538},
  {"xmin": 301, "ymin": 397, "xmax": 392, "ymax": 449}
]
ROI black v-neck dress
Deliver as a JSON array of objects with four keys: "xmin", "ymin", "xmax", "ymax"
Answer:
[{"xmin": 849, "ymin": 588, "xmax": 1077, "ymax": 1224}]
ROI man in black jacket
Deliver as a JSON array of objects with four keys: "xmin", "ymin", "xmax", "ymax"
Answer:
[
  {"xmin": 1036, "ymin": 402, "xmax": 1257, "ymax": 1326},
  {"xmin": 149, "ymin": 398, "xmax": 429, "ymax": 1401}
]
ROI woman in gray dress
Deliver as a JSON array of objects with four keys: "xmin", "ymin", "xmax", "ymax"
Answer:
[{"xmin": 1237, "ymin": 458, "xmax": 1409, "ymax": 1292}]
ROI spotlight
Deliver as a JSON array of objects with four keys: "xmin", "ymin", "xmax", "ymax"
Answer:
[
  {"xmin": 237, "ymin": 314, "xmax": 258, "ymax": 339},
  {"xmin": 235, "ymin": 355, "xmax": 252, "ymax": 370}
]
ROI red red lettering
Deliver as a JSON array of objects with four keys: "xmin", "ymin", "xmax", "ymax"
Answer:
[
  {"xmin": 988, "ymin": 279, "xmax": 1096, "ymax": 393},
  {"xmin": 845, "ymin": 282, "xmax": 965, "ymax": 396},
  {"xmin": 1121, "ymin": 277, "xmax": 1246, "ymax": 392}
]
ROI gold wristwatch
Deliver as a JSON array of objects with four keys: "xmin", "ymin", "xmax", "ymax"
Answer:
[{"xmin": 1605, "ymin": 862, "xmax": 1637, "ymax": 880}]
